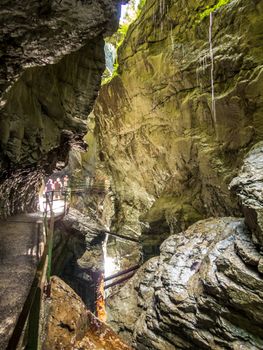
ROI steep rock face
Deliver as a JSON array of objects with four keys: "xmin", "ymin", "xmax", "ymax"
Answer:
[
  {"xmin": 107, "ymin": 217, "xmax": 263, "ymax": 349},
  {"xmin": 43, "ymin": 276, "xmax": 131, "ymax": 350},
  {"xmin": 230, "ymin": 141, "xmax": 263, "ymax": 248},
  {"xmin": 0, "ymin": 0, "xmax": 123, "ymax": 218},
  {"xmin": 94, "ymin": 0, "xmax": 263, "ymax": 242},
  {"xmin": 0, "ymin": 0, "xmax": 121, "ymax": 104}
]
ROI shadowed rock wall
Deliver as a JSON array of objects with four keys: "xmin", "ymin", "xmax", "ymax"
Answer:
[
  {"xmin": 52, "ymin": 208, "xmax": 105, "ymax": 312},
  {"xmin": 0, "ymin": 0, "xmax": 123, "ymax": 218}
]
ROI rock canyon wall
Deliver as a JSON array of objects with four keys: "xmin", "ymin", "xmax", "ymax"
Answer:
[
  {"xmin": 0, "ymin": 0, "xmax": 123, "ymax": 218},
  {"xmin": 95, "ymin": 0, "xmax": 263, "ymax": 247},
  {"xmin": 94, "ymin": 0, "xmax": 263, "ymax": 348}
]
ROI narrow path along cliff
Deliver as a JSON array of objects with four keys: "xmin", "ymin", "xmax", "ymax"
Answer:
[{"xmin": 0, "ymin": 0, "xmax": 263, "ymax": 349}]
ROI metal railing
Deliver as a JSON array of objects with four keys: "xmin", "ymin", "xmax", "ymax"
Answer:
[
  {"xmin": 104, "ymin": 264, "xmax": 140, "ymax": 290},
  {"xmin": 7, "ymin": 184, "xmax": 140, "ymax": 345},
  {"xmin": 7, "ymin": 189, "xmax": 70, "ymax": 350}
]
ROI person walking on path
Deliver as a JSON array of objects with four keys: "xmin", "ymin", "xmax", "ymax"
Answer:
[
  {"xmin": 63, "ymin": 175, "xmax": 69, "ymax": 189},
  {"xmin": 45, "ymin": 179, "xmax": 54, "ymax": 207},
  {"xmin": 54, "ymin": 178, "xmax": 62, "ymax": 199}
]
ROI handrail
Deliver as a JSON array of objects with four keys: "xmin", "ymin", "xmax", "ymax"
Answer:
[
  {"xmin": 7, "ymin": 221, "xmax": 47, "ymax": 350},
  {"xmin": 43, "ymin": 189, "xmax": 70, "ymax": 292},
  {"xmin": 104, "ymin": 271, "xmax": 136, "ymax": 290},
  {"xmin": 102, "ymin": 230, "xmax": 139, "ymax": 243},
  {"xmin": 104, "ymin": 264, "xmax": 140, "ymax": 282},
  {"xmin": 7, "ymin": 189, "xmax": 70, "ymax": 349}
]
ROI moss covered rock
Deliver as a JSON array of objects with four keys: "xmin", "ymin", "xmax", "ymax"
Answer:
[{"xmin": 94, "ymin": 0, "xmax": 263, "ymax": 245}]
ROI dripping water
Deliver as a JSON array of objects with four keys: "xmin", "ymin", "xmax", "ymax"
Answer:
[
  {"xmin": 159, "ymin": 0, "xmax": 165, "ymax": 17},
  {"xmin": 209, "ymin": 11, "xmax": 216, "ymax": 125},
  {"xmin": 159, "ymin": 0, "xmax": 166, "ymax": 37},
  {"xmin": 197, "ymin": 53, "xmax": 209, "ymax": 90},
  {"xmin": 170, "ymin": 27, "xmax": 174, "ymax": 51}
]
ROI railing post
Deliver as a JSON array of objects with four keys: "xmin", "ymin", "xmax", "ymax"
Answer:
[
  {"xmin": 63, "ymin": 190, "xmax": 67, "ymax": 215},
  {"xmin": 45, "ymin": 193, "xmax": 48, "ymax": 214},
  {"xmin": 37, "ymin": 221, "xmax": 45, "ymax": 260},
  {"xmin": 46, "ymin": 209, "xmax": 55, "ymax": 298},
  {"xmin": 51, "ymin": 190, "xmax": 54, "ymax": 212},
  {"xmin": 27, "ymin": 286, "xmax": 41, "ymax": 350}
]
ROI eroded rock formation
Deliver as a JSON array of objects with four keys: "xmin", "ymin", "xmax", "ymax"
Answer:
[
  {"xmin": 92, "ymin": 0, "xmax": 263, "ymax": 348},
  {"xmin": 0, "ymin": 0, "xmax": 123, "ymax": 218},
  {"xmin": 43, "ymin": 276, "xmax": 131, "ymax": 350},
  {"xmin": 106, "ymin": 127, "xmax": 263, "ymax": 349},
  {"xmin": 107, "ymin": 217, "xmax": 263, "ymax": 349},
  {"xmin": 94, "ymin": 0, "xmax": 263, "ymax": 245}
]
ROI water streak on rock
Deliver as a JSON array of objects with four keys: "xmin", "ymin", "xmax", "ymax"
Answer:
[{"xmin": 209, "ymin": 11, "xmax": 216, "ymax": 125}]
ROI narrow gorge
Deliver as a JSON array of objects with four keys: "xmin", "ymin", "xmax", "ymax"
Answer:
[{"xmin": 0, "ymin": 0, "xmax": 263, "ymax": 349}]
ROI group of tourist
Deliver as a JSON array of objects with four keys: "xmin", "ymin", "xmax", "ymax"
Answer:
[{"xmin": 44, "ymin": 175, "xmax": 69, "ymax": 199}]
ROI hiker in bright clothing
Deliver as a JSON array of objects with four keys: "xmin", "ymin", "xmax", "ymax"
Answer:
[{"xmin": 54, "ymin": 178, "xmax": 62, "ymax": 199}]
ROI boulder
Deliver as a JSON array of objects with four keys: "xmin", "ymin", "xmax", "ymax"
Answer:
[
  {"xmin": 43, "ymin": 276, "xmax": 131, "ymax": 350},
  {"xmin": 107, "ymin": 217, "xmax": 263, "ymax": 349}
]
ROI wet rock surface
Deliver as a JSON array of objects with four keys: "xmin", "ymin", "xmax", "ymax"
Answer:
[
  {"xmin": 107, "ymin": 217, "xmax": 263, "ymax": 349},
  {"xmin": 43, "ymin": 276, "xmax": 131, "ymax": 350}
]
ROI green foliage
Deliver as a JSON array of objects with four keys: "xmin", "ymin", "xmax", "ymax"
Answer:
[
  {"xmin": 138, "ymin": 0, "xmax": 146, "ymax": 13},
  {"xmin": 102, "ymin": 62, "xmax": 119, "ymax": 85},
  {"xmin": 101, "ymin": 0, "xmax": 146, "ymax": 86},
  {"xmin": 198, "ymin": 0, "xmax": 232, "ymax": 21},
  {"xmin": 117, "ymin": 23, "xmax": 130, "ymax": 48}
]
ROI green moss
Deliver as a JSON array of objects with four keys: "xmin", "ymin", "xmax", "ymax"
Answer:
[
  {"xmin": 102, "ymin": 1, "xmax": 145, "ymax": 86},
  {"xmin": 197, "ymin": 0, "xmax": 232, "ymax": 22},
  {"xmin": 102, "ymin": 62, "xmax": 119, "ymax": 85},
  {"xmin": 138, "ymin": 0, "xmax": 146, "ymax": 13},
  {"xmin": 102, "ymin": 22, "xmax": 129, "ymax": 85}
]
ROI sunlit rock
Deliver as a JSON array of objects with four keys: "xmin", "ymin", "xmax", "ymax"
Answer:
[
  {"xmin": 107, "ymin": 217, "xmax": 263, "ymax": 349},
  {"xmin": 43, "ymin": 276, "xmax": 131, "ymax": 350},
  {"xmin": 94, "ymin": 0, "xmax": 263, "ymax": 248}
]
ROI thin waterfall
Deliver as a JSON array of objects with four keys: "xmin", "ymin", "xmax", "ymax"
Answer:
[
  {"xmin": 209, "ymin": 12, "xmax": 216, "ymax": 124},
  {"xmin": 102, "ymin": 232, "xmax": 109, "ymax": 276},
  {"xmin": 170, "ymin": 27, "xmax": 174, "ymax": 51}
]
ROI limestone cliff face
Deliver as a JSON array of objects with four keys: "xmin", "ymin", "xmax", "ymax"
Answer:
[
  {"xmin": 0, "ymin": 0, "xmax": 123, "ymax": 218},
  {"xmin": 94, "ymin": 0, "xmax": 263, "ymax": 243}
]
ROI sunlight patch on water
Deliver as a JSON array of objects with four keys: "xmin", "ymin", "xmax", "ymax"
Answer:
[{"xmin": 104, "ymin": 256, "xmax": 119, "ymax": 278}]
